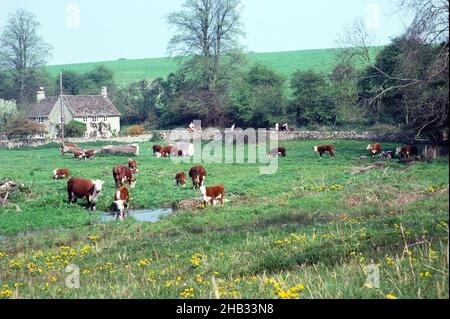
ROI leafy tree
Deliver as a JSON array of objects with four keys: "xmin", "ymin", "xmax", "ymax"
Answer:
[
  {"xmin": 5, "ymin": 117, "xmax": 44, "ymax": 139},
  {"xmin": 0, "ymin": 99, "xmax": 18, "ymax": 131},
  {"xmin": 57, "ymin": 70, "xmax": 83, "ymax": 95},
  {"xmin": 0, "ymin": 9, "xmax": 52, "ymax": 104}
]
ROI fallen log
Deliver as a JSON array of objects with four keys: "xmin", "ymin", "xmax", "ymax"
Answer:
[
  {"xmin": 101, "ymin": 144, "xmax": 139, "ymax": 156},
  {"xmin": 351, "ymin": 162, "xmax": 387, "ymax": 175}
]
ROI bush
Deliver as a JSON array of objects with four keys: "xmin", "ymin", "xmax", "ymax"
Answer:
[
  {"xmin": 5, "ymin": 117, "xmax": 44, "ymax": 139},
  {"xmin": 57, "ymin": 120, "xmax": 86, "ymax": 138},
  {"xmin": 127, "ymin": 125, "xmax": 146, "ymax": 136}
]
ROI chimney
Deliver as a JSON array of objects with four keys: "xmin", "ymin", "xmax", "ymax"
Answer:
[
  {"xmin": 101, "ymin": 86, "xmax": 107, "ymax": 98},
  {"xmin": 37, "ymin": 87, "xmax": 45, "ymax": 102}
]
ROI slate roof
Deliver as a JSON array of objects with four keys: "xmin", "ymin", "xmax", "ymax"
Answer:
[{"xmin": 28, "ymin": 95, "xmax": 121, "ymax": 118}]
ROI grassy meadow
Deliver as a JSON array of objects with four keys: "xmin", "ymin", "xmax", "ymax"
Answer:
[
  {"xmin": 0, "ymin": 139, "xmax": 448, "ymax": 299},
  {"xmin": 45, "ymin": 48, "xmax": 380, "ymax": 86}
]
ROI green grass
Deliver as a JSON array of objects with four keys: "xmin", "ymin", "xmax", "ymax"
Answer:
[
  {"xmin": 0, "ymin": 139, "xmax": 448, "ymax": 299},
  {"xmin": 45, "ymin": 48, "xmax": 380, "ymax": 86}
]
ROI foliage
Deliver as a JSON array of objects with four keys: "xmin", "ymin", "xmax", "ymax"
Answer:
[
  {"xmin": 126, "ymin": 125, "xmax": 146, "ymax": 136},
  {"xmin": 56, "ymin": 120, "xmax": 86, "ymax": 138},
  {"xmin": 0, "ymin": 99, "xmax": 18, "ymax": 131},
  {"xmin": 4, "ymin": 117, "xmax": 44, "ymax": 139}
]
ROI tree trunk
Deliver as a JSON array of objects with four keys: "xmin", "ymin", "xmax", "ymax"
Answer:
[{"xmin": 101, "ymin": 144, "xmax": 140, "ymax": 156}]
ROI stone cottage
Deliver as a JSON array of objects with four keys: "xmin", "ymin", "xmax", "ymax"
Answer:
[{"xmin": 28, "ymin": 87, "xmax": 121, "ymax": 139}]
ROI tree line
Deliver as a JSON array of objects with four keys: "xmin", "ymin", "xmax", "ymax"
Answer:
[{"xmin": 0, "ymin": 0, "xmax": 448, "ymax": 143}]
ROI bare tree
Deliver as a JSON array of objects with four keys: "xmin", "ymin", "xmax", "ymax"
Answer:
[
  {"xmin": 0, "ymin": 9, "xmax": 52, "ymax": 103},
  {"xmin": 167, "ymin": 0, "xmax": 243, "ymax": 90}
]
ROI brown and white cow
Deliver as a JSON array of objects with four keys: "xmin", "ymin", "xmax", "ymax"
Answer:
[
  {"xmin": 313, "ymin": 145, "xmax": 335, "ymax": 159},
  {"xmin": 67, "ymin": 178, "xmax": 104, "ymax": 211},
  {"xmin": 396, "ymin": 145, "xmax": 418, "ymax": 159},
  {"xmin": 367, "ymin": 143, "xmax": 382, "ymax": 157},
  {"xmin": 174, "ymin": 172, "xmax": 186, "ymax": 187},
  {"xmin": 114, "ymin": 186, "xmax": 130, "ymax": 220},
  {"xmin": 61, "ymin": 143, "xmax": 77, "ymax": 155},
  {"xmin": 53, "ymin": 168, "xmax": 69, "ymax": 180},
  {"xmin": 112, "ymin": 165, "xmax": 136, "ymax": 189},
  {"xmin": 128, "ymin": 158, "xmax": 138, "ymax": 172},
  {"xmin": 200, "ymin": 185, "xmax": 224, "ymax": 206},
  {"xmin": 152, "ymin": 144, "xmax": 163, "ymax": 155},
  {"xmin": 158, "ymin": 146, "xmax": 177, "ymax": 158},
  {"xmin": 84, "ymin": 149, "xmax": 97, "ymax": 159},
  {"xmin": 74, "ymin": 150, "xmax": 86, "ymax": 160},
  {"xmin": 268, "ymin": 147, "xmax": 286, "ymax": 157},
  {"xmin": 189, "ymin": 166, "xmax": 206, "ymax": 189}
]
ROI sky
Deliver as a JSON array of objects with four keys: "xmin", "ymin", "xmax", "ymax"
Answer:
[{"xmin": 0, "ymin": 0, "xmax": 414, "ymax": 65}]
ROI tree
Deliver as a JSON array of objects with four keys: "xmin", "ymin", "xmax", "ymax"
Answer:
[
  {"xmin": 0, "ymin": 9, "xmax": 52, "ymax": 104},
  {"xmin": 5, "ymin": 117, "xmax": 44, "ymax": 139},
  {"xmin": 56, "ymin": 120, "xmax": 86, "ymax": 138},
  {"xmin": 0, "ymin": 99, "xmax": 18, "ymax": 131},
  {"xmin": 56, "ymin": 70, "xmax": 83, "ymax": 95},
  {"xmin": 167, "ymin": 0, "xmax": 244, "ymax": 90},
  {"xmin": 82, "ymin": 65, "xmax": 115, "ymax": 95},
  {"xmin": 290, "ymin": 70, "xmax": 337, "ymax": 126}
]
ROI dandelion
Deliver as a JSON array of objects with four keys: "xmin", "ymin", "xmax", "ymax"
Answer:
[
  {"xmin": 180, "ymin": 287, "xmax": 195, "ymax": 299},
  {"xmin": 419, "ymin": 272, "xmax": 431, "ymax": 278},
  {"xmin": 82, "ymin": 268, "xmax": 91, "ymax": 274},
  {"xmin": 0, "ymin": 251, "xmax": 8, "ymax": 258},
  {"xmin": 138, "ymin": 258, "xmax": 152, "ymax": 267},
  {"xmin": 190, "ymin": 253, "xmax": 205, "ymax": 267},
  {"xmin": 386, "ymin": 294, "xmax": 397, "ymax": 299},
  {"xmin": 0, "ymin": 289, "xmax": 13, "ymax": 297},
  {"xmin": 87, "ymin": 235, "xmax": 100, "ymax": 241}
]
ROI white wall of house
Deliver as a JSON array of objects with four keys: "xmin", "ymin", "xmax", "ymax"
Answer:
[
  {"xmin": 73, "ymin": 115, "xmax": 120, "ymax": 138},
  {"xmin": 48, "ymin": 99, "xmax": 74, "ymax": 139}
]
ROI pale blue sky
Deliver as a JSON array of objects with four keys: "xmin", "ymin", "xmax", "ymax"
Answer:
[{"xmin": 0, "ymin": 0, "xmax": 413, "ymax": 65}]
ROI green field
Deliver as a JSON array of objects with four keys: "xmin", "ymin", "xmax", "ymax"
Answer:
[
  {"xmin": 0, "ymin": 139, "xmax": 448, "ymax": 299},
  {"xmin": 45, "ymin": 48, "xmax": 380, "ymax": 86}
]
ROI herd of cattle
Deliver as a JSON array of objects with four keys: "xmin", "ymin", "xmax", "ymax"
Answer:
[{"xmin": 53, "ymin": 142, "xmax": 419, "ymax": 220}]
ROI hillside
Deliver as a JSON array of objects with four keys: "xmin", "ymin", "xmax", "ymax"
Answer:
[{"xmin": 45, "ymin": 48, "xmax": 380, "ymax": 86}]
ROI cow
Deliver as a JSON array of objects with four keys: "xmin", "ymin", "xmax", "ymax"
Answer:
[
  {"xmin": 396, "ymin": 145, "xmax": 418, "ymax": 159},
  {"xmin": 74, "ymin": 150, "xmax": 86, "ymax": 160},
  {"xmin": 189, "ymin": 166, "xmax": 206, "ymax": 189},
  {"xmin": 200, "ymin": 185, "xmax": 225, "ymax": 206},
  {"xmin": 175, "ymin": 172, "xmax": 186, "ymax": 187},
  {"xmin": 53, "ymin": 168, "xmax": 69, "ymax": 180},
  {"xmin": 367, "ymin": 144, "xmax": 382, "ymax": 157},
  {"xmin": 152, "ymin": 144, "xmax": 163, "ymax": 155},
  {"xmin": 112, "ymin": 165, "xmax": 136, "ymax": 189},
  {"xmin": 61, "ymin": 143, "xmax": 77, "ymax": 155},
  {"xmin": 159, "ymin": 146, "xmax": 177, "ymax": 157},
  {"xmin": 379, "ymin": 150, "xmax": 395, "ymax": 159},
  {"xmin": 128, "ymin": 158, "xmax": 138, "ymax": 172},
  {"xmin": 114, "ymin": 186, "xmax": 130, "ymax": 220},
  {"xmin": 268, "ymin": 147, "xmax": 286, "ymax": 157},
  {"xmin": 67, "ymin": 178, "xmax": 104, "ymax": 211},
  {"xmin": 84, "ymin": 149, "xmax": 97, "ymax": 159},
  {"xmin": 313, "ymin": 145, "xmax": 335, "ymax": 159}
]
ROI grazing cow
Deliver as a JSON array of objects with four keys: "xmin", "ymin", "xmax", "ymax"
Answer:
[
  {"xmin": 189, "ymin": 166, "xmax": 206, "ymax": 189},
  {"xmin": 84, "ymin": 149, "xmax": 97, "ymax": 159},
  {"xmin": 396, "ymin": 145, "xmax": 418, "ymax": 159},
  {"xmin": 128, "ymin": 158, "xmax": 138, "ymax": 172},
  {"xmin": 61, "ymin": 143, "xmax": 77, "ymax": 155},
  {"xmin": 200, "ymin": 185, "xmax": 225, "ymax": 206},
  {"xmin": 313, "ymin": 145, "xmax": 335, "ymax": 159},
  {"xmin": 67, "ymin": 178, "xmax": 104, "ymax": 211},
  {"xmin": 268, "ymin": 147, "xmax": 286, "ymax": 157},
  {"xmin": 74, "ymin": 150, "xmax": 86, "ymax": 160},
  {"xmin": 367, "ymin": 144, "xmax": 382, "ymax": 157},
  {"xmin": 175, "ymin": 172, "xmax": 186, "ymax": 187},
  {"xmin": 379, "ymin": 150, "xmax": 395, "ymax": 159},
  {"xmin": 152, "ymin": 144, "xmax": 163, "ymax": 155},
  {"xmin": 112, "ymin": 165, "xmax": 136, "ymax": 189},
  {"xmin": 114, "ymin": 186, "xmax": 130, "ymax": 220},
  {"xmin": 158, "ymin": 146, "xmax": 177, "ymax": 158},
  {"xmin": 53, "ymin": 168, "xmax": 69, "ymax": 180}
]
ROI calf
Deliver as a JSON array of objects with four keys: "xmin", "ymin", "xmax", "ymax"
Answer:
[
  {"xmin": 159, "ymin": 146, "xmax": 177, "ymax": 158},
  {"xmin": 128, "ymin": 158, "xmax": 138, "ymax": 172},
  {"xmin": 114, "ymin": 186, "xmax": 130, "ymax": 220},
  {"xmin": 396, "ymin": 145, "xmax": 418, "ymax": 159},
  {"xmin": 74, "ymin": 150, "xmax": 86, "ymax": 160},
  {"xmin": 313, "ymin": 145, "xmax": 335, "ymax": 159},
  {"xmin": 379, "ymin": 150, "xmax": 395, "ymax": 159},
  {"xmin": 200, "ymin": 185, "xmax": 225, "ymax": 206},
  {"xmin": 174, "ymin": 172, "xmax": 186, "ymax": 187},
  {"xmin": 67, "ymin": 178, "xmax": 104, "ymax": 211},
  {"xmin": 367, "ymin": 143, "xmax": 382, "ymax": 157},
  {"xmin": 152, "ymin": 144, "xmax": 163, "ymax": 155},
  {"xmin": 112, "ymin": 165, "xmax": 136, "ymax": 189},
  {"xmin": 84, "ymin": 149, "xmax": 97, "ymax": 159},
  {"xmin": 268, "ymin": 147, "xmax": 286, "ymax": 157},
  {"xmin": 53, "ymin": 168, "xmax": 69, "ymax": 180},
  {"xmin": 189, "ymin": 166, "xmax": 206, "ymax": 189}
]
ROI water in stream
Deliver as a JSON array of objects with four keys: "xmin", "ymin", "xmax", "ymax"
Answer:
[{"xmin": 100, "ymin": 208, "xmax": 173, "ymax": 223}]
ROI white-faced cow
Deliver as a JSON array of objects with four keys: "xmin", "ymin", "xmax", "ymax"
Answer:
[
  {"xmin": 367, "ymin": 143, "xmax": 382, "ymax": 157},
  {"xmin": 67, "ymin": 178, "xmax": 104, "ymax": 211},
  {"xmin": 313, "ymin": 145, "xmax": 335, "ymax": 159},
  {"xmin": 175, "ymin": 172, "xmax": 186, "ymax": 187},
  {"xmin": 396, "ymin": 145, "xmax": 419, "ymax": 159},
  {"xmin": 189, "ymin": 166, "xmax": 206, "ymax": 189},
  {"xmin": 84, "ymin": 149, "xmax": 97, "ymax": 159},
  {"xmin": 128, "ymin": 158, "xmax": 138, "ymax": 172},
  {"xmin": 114, "ymin": 186, "xmax": 130, "ymax": 220},
  {"xmin": 74, "ymin": 150, "xmax": 86, "ymax": 160},
  {"xmin": 112, "ymin": 166, "xmax": 136, "ymax": 189},
  {"xmin": 53, "ymin": 168, "xmax": 69, "ymax": 180},
  {"xmin": 200, "ymin": 185, "xmax": 225, "ymax": 206}
]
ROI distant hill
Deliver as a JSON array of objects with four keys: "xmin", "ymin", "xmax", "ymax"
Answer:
[{"xmin": 45, "ymin": 48, "xmax": 380, "ymax": 86}]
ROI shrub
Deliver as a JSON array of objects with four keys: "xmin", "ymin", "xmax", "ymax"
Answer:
[
  {"xmin": 57, "ymin": 120, "xmax": 86, "ymax": 138},
  {"xmin": 127, "ymin": 125, "xmax": 146, "ymax": 136},
  {"xmin": 5, "ymin": 117, "xmax": 44, "ymax": 139}
]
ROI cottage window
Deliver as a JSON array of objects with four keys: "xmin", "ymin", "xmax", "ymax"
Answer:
[
  {"xmin": 83, "ymin": 117, "xmax": 88, "ymax": 122},
  {"xmin": 103, "ymin": 116, "xmax": 108, "ymax": 121},
  {"xmin": 92, "ymin": 117, "xmax": 98, "ymax": 122},
  {"xmin": 35, "ymin": 117, "xmax": 44, "ymax": 123}
]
